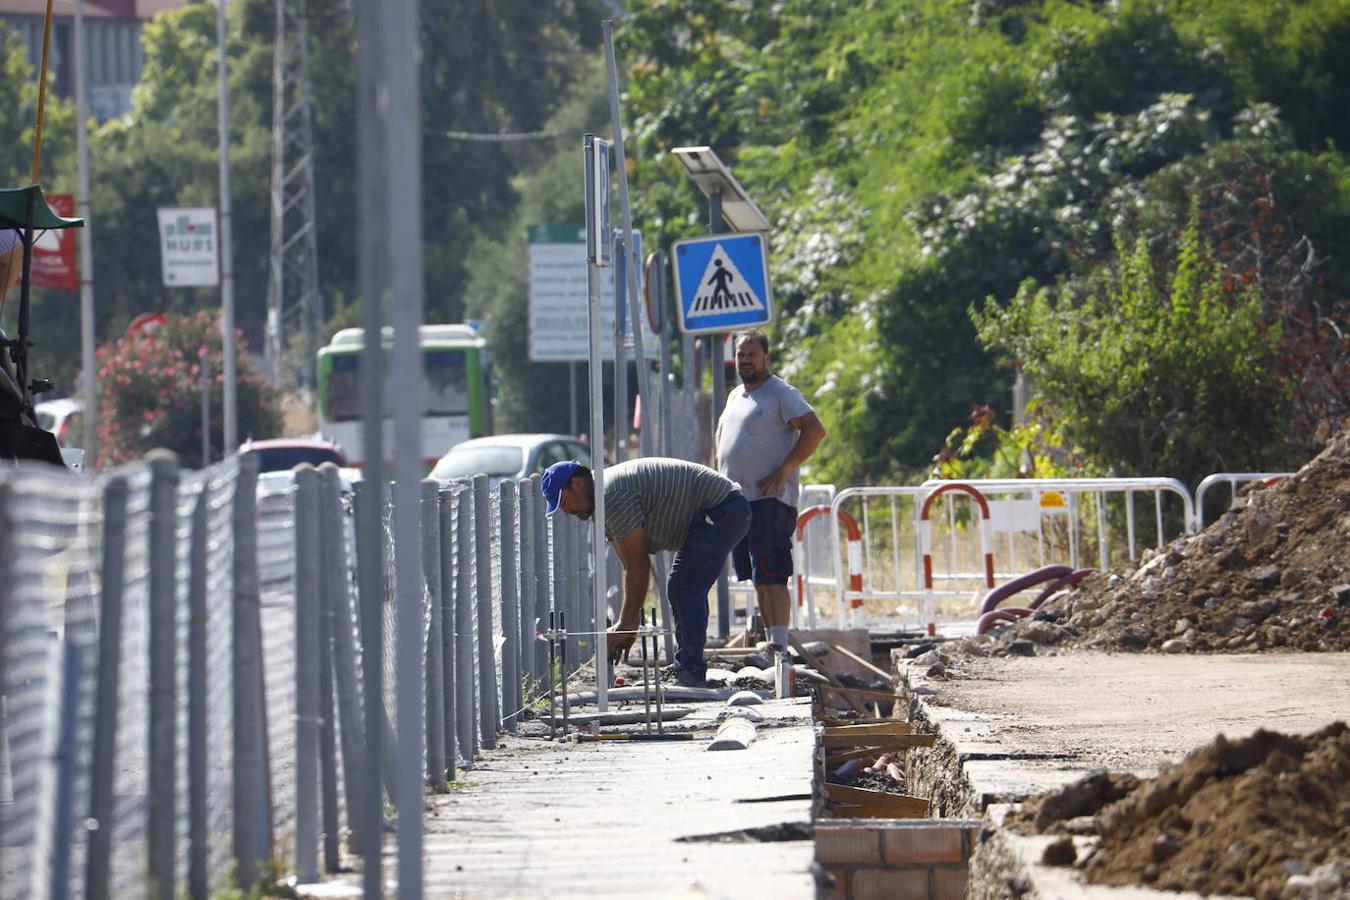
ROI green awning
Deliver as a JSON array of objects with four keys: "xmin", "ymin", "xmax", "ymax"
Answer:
[{"xmin": 0, "ymin": 185, "xmax": 84, "ymax": 230}]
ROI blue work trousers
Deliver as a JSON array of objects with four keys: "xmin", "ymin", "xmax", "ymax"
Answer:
[{"xmin": 666, "ymin": 490, "xmax": 752, "ymax": 678}]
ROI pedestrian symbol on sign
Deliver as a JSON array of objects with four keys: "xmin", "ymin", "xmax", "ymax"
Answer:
[
  {"xmin": 690, "ymin": 247, "xmax": 767, "ymax": 316},
  {"xmin": 671, "ymin": 232, "xmax": 773, "ymax": 334}
]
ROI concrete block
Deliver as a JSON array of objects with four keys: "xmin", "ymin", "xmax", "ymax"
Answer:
[
  {"xmin": 882, "ymin": 823, "xmax": 966, "ymax": 865},
  {"xmin": 815, "ymin": 825, "xmax": 883, "ymax": 865},
  {"xmin": 707, "ymin": 718, "xmax": 756, "ymax": 751},
  {"xmin": 934, "ymin": 866, "xmax": 968, "ymax": 900},
  {"xmin": 851, "ymin": 867, "xmax": 931, "ymax": 900},
  {"xmin": 819, "ymin": 867, "xmax": 848, "ymax": 900}
]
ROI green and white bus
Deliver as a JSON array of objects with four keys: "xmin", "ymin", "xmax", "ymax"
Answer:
[{"xmin": 316, "ymin": 324, "xmax": 492, "ymax": 468}]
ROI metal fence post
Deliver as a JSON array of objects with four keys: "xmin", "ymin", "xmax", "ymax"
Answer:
[
  {"xmin": 454, "ymin": 483, "xmax": 477, "ymax": 762},
  {"xmin": 551, "ymin": 514, "xmax": 569, "ymax": 673},
  {"xmin": 188, "ymin": 484, "xmax": 210, "ymax": 900},
  {"xmin": 37, "ymin": 636, "xmax": 82, "ymax": 900},
  {"xmin": 437, "ymin": 491, "xmax": 456, "ymax": 782},
  {"xmin": 531, "ymin": 474, "xmax": 549, "ymax": 678},
  {"xmin": 319, "ymin": 465, "xmax": 364, "ymax": 851},
  {"xmin": 498, "ymin": 481, "xmax": 520, "ymax": 732},
  {"xmin": 317, "ymin": 529, "xmax": 340, "ymax": 879},
  {"xmin": 472, "ymin": 474, "xmax": 499, "ymax": 748},
  {"xmin": 146, "ymin": 450, "xmax": 179, "ymax": 900},
  {"xmin": 85, "ymin": 475, "xmax": 127, "ymax": 900},
  {"xmin": 231, "ymin": 452, "xmax": 266, "ymax": 890},
  {"xmin": 351, "ymin": 478, "xmax": 384, "ymax": 893},
  {"xmin": 293, "ymin": 465, "xmax": 321, "ymax": 884},
  {"xmin": 517, "ymin": 480, "xmax": 536, "ymax": 688},
  {"xmin": 421, "ymin": 479, "xmax": 446, "ymax": 789}
]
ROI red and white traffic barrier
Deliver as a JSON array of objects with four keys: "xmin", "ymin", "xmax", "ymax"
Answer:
[{"xmin": 919, "ymin": 483, "xmax": 995, "ymax": 636}]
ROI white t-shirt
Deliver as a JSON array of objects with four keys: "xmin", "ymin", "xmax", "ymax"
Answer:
[{"xmin": 716, "ymin": 375, "xmax": 814, "ymax": 506}]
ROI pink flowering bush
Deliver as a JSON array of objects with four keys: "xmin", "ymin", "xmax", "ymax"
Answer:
[{"xmin": 98, "ymin": 310, "xmax": 281, "ymax": 468}]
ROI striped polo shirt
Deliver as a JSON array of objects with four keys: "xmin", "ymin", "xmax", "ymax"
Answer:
[{"xmin": 603, "ymin": 458, "xmax": 738, "ymax": 553}]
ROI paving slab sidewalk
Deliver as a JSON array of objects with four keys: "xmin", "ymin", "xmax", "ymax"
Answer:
[
  {"xmin": 405, "ymin": 697, "xmax": 819, "ymax": 899},
  {"xmin": 904, "ymin": 650, "xmax": 1350, "ymax": 811}
]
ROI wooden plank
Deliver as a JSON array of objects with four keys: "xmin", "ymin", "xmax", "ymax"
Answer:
[
  {"xmin": 824, "ymin": 746, "xmax": 894, "ymax": 765},
  {"xmin": 823, "ymin": 722, "xmax": 914, "ymax": 737},
  {"xmin": 824, "ymin": 784, "xmax": 930, "ymax": 818},
  {"xmin": 816, "ymin": 683, "xmax": 899, "ymax": 702},
  {"xmin": 828, "ymin": 643, "xmax": 896, "ymax": 685},
  {"xmin": 819, "ymin": 715, "xmax": 903, "ymax": 727},
  {"xmin": 821, "ymin": 732, "xmax": 937, "ymax": 750},
  {"xmin": 791, "ymin": 635, "xmax": 869, "ymax": 715}
]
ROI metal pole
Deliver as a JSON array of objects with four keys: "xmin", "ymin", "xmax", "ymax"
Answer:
[
  {"xmin": 319, "ymin": 464, "xmax": 363, "ymax": 849},
  {"xmin": 454, "ymin": 484, "xmax": 476, "ymax": 763},
  {"xmin": 353, "ymin": 0, "xmax": 385, "ymax": 889},
  {"xmin": 74, "ymin": 0, "xmax": 97, "ymax": 463},
  {"xmin": 517, "ymin": 479, "xmax": 536, "ymax": 687},
  {"xmin": 84, "ymin": 476, "xmax": 126, "ymax": 900},
  {"xmin": 382, "ymin": 0, "xmax": 426, "ymax": 887},
  {"xmin": 421, "ymin": 479, "xmax": 446, "ymax": 789},
  {"xmin": 531, "ymin": 474, "xmax": 549, "ymax": 678},
  {"xmin": 0, "ymin": 485, "xmax": 9, "ymax": 860},
  {"xmin": 709, "ymin": 191, "xmax": 731, "ymax": 640},
  {"xmin": 613, "ymin": 238, "xmax": 628, "ymax": 465},
  {"xmin": 569, "ymin": 361, "xmax": 578, "ymax": 437},
  {"xmin": 217, "ymin": 0, "xmax": 238, "ymax": 449},
  {"xmin": 583, "ymin": 136, "xmax": 610, "ymax": 712},
  {"xmin": 472, "ymin": 475, "xmax": 499, "ymax": 747},
  {"xmin": 293, "ymin": 465, "xmax": 321, "ymax": 884},
  {"xmin": 437, "ymin": 491, "xmax": 456, "ymax": 781},
  {"xmin": 188, "ymin": 486, "xmax": 209, "ymax": 899},
  {"xmin": 498, "ymin": 480, "xmax": 520, "ymax": 731},
  {"xmin": 603, "ymin": 21, "xmax": 655, "ymax": 459},
  {"xmin": 41, "ymin": 640, "xmax": 81, "ymax": 900},
  {"xmin": 231, "ymin": 452, "xmax": 265, "ymax": 889},
  {"xmin": 200, "ymin": 351, "xmax": 211, "ymax": 466},
  {"xmin": 317, "ymin": 537, "xmax": 340, "ymax": 876},
  {"xmin": 146, "ymin": 451, "xmax": 178, "ymax": 900}
]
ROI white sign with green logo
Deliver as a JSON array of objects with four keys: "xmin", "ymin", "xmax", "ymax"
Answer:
[{"xmin": 157, "ymin": 206, "xmax": 220, "ymax": 287}]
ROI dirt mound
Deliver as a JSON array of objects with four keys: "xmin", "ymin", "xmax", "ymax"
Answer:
[
  {"xmin": 976, "ymin": 426, "xmax": 1350, "ymax": 654},
  {"xmin": 1010, "ymin": 723, "xmax": 1350, "ymax": 898}
]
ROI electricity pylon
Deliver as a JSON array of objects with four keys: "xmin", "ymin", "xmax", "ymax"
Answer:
[{"xmin": 265, "ymin": 0, "xmax": 324, "ymax": 388}]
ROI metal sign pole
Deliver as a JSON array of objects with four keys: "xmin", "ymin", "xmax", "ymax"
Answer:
[
  {"xmin": 584, "ymin": 135, "xmax": 610, "ymax": 713},
  {"xmin": 74, "ymin": 0, "xmax": 98, "ymax": 463},
  {"xmin": 708, "ymin": 189, "xmax": 732, "ymax": 639},
  {"xmin": 216, "ymin": 0, "xmax": 238, "ymax": 451}
]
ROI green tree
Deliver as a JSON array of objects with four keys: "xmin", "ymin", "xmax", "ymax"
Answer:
[
  {"xmin": 973, "ymin": 209, "xmax": 1288, "ymax": 487},
  {"xmin": 97, "ymin": 309, "xmax": 279, "ymax": 467}
]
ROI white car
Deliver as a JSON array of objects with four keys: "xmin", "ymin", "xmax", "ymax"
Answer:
[
  {"xmin": 34, "ymin": 397, "xmax": 83, "ymax": 447},
  {"xmin": 430, "ymin": 433, "xmax": 592, "ymax": 485}
]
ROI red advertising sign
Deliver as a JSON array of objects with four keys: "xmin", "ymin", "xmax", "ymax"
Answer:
[{"xmin": 30, "ymin": 193, "xmax": 78, "ymax": 292}]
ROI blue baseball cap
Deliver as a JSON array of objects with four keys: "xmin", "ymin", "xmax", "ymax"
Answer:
[{"xmin": 540, "ymin": 460, "xmax": 583, "ymax": 514}]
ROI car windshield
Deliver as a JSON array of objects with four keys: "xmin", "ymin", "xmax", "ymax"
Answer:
[
  {"xmin": 254, "ymin": 445, "xmax": 344, "ymax": 472},
  {"xmin": 432, "ymin": 446, "xmax": 524, "ymax": 479}
]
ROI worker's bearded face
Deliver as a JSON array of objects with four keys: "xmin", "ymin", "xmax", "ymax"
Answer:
[
  {"xmin": 563, "ymin": 476, "xmax": 595, "ymax": 520},
  {"xmin": 736, "ymin": 339, "xmax": 769, "ymax": 387}
]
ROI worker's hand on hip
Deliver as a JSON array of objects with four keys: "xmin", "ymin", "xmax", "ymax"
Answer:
[
  {"xmin": 757, "ymin": 467, "xmax": 788, "ymax": 499},
  {"xmin": 607, "ymin": 623, "xmax": 637, "ymax": 665}
]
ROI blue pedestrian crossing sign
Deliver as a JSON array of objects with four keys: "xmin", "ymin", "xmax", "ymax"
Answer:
[{"xmin": 671, "ymin": 233, "xmax": 773, "ymax": 335}]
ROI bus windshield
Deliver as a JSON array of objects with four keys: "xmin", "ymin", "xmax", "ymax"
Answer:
[{"xmin": 325, "ymin": 348, "xmax": 469, "ymax": 422}]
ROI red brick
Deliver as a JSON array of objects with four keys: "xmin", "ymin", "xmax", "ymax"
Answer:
[
  {"xmin": 882, "ymin": 824, "xmax": 966, "ymax": 865},
  {"xmin": 819, "ymin": 867, "xmax": 848, "ymax": 900},
  {"xmin": 816, "ymin": 825, "xmax": 882, "ymax": 865},
  {"xmin": 851, "ymin": 867, "xmax": 931, "ymax": 900},
  {"xmin": 934, "ymin": 867, "xmax": 969, "ymax": 900}
]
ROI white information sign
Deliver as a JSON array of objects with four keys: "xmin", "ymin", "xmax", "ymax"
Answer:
[
  {"xmin": 156, "ymin": 206, "xmax": 220, "ymax": 287},
  {"xmin": 527, "ymin": 225, "xmax": 652, "ymax": 362}
]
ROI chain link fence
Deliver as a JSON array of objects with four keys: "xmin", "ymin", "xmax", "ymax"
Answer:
[{"xmin": 0, "ymin": 456, "xmax": 597, "ymax": 898}]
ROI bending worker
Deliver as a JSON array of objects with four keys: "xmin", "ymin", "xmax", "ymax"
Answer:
[
  {"xmin": 541, "ymin": 457, "xmax": 750, "ymax": 688},
  {"xmin": 716, "ymin": 330, "xmax": 826, "ymax": 651}
]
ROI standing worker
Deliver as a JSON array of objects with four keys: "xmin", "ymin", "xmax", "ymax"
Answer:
[
  {"xmin": 542, "ymin": 457, "xmax": 750, "ymax": 688},
  {"xmin": 716, "ymin": 330, "xmax": 827, "ymax": 652}
]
